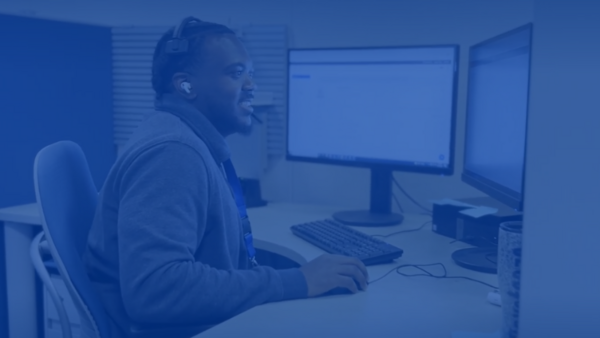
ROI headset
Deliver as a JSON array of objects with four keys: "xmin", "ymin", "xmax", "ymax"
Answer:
[
  {"xmin": 165, "ymin": 17, "xmax": 200, "ymax": 93},
  {"xmin": 165, "ymin": 16, "xmax": 201, "ymax": 54},
  {"xmin": 166, "ymin": 17, "xmax": 258, "ymax": 110}
]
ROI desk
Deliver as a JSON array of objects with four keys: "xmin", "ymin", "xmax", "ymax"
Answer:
[
  {"xmin": 0, "ymin": 203, "xmax": 501, "ymax": 338},
  {"xmin": 199, "ymin": 203, "xmax": 502, "ymax": 338},
  {"xmin": 0, "ymin": 203, "xmax": 42, "ymax": 338}
]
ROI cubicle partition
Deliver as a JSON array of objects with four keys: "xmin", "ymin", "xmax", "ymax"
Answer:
[
  {"xmin": 0, "ymin": 227, "xmax": 6, "ymax": 338},
  {"xmin": 0, "ymin": 13, "xmax": 115, "ymax": 338}
]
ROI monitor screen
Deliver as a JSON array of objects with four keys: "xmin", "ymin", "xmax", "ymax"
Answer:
[
  {"xmin": 287, "ymin": 46, "xmax": 459, "ymax": 175},
  {"xmin": 462, "ymin": 24, "xmax": 533, "ymax": 211}
]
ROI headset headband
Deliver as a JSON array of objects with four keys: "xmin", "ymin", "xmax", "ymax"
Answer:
[{"xmin": 165, "ymin": 17, "xmax": 201, "ymax": 54}]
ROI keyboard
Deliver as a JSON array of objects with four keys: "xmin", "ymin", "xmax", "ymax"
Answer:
[{"xmin": 290, "ymin": 219, "xmax": 404, "ymax": 266}]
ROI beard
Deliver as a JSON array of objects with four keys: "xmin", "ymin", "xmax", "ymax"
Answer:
[
  {"xmin": 206, "ymin": 103, "xmax": 254, "ymax": 137},
  {"xmin": 238, "ymin": 120, "xmax": 254, "ymax": 136}
]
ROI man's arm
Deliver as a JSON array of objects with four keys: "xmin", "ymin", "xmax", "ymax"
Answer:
[{"xmin": 115, "ymin": 141, "xmax": 307, "ymax": 325}]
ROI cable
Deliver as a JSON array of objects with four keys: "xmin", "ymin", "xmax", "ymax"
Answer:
[
  {"xmin": 392, "ymin": 192, "xmax": 405, "ymax": 214},
  {"xmin": 368, "ymin": 262, "xmax": 498, "ymax": 289},
  {"xmin": 372, "ymin": 220, "xmax": 431, "ymax": 238},
  {"xmin": 392, "ymin": 177, "xmax": 433, "ymax": 215},
  {"xmin": 367, "ymin": 264, "xmax": 401, "ymax": 284},
  {"xmin": 449, "ymin": 235, "xmax": 498, "ymax": 247}
]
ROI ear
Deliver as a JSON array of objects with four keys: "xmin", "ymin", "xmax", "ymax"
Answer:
[{"xmin": 172, "ymin": 72, "xmax": 197, "ymax": 100}]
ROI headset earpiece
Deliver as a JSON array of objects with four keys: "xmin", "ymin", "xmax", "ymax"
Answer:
[{"xmin": 180, "ymin": 82, "xmax": 192, "ymax": 94}]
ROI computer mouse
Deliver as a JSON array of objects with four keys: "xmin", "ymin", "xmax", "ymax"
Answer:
[
  {"xmin": 321, "ymin": 279, "xmax": 362, "ymax": 296},
  {"xmin": 323, "ymin": 287, "xmax": 353, "ymax": 296}
]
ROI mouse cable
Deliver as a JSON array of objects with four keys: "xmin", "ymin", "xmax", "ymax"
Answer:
[{"xmin": 368, "ymin": 262, "xmax": 498, "ymax": 290}]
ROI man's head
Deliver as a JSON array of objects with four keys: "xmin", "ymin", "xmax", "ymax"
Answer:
[{"xmin": 152, "ymin": 18, "xmax": 256, "ymax": 137}]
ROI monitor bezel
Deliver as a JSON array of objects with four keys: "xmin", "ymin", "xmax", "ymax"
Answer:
[
  {"xmin": 285, "ymin": 44, "xmax": 460, "ymax": 176},
  {"xmin": 461, "ymin": 23, "xmax": 534, "ymax": 212}
]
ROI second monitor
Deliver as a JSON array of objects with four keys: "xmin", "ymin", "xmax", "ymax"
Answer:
[{"xmin": 287, "ymin": 46, "xmax": 459, "ymax": 226}]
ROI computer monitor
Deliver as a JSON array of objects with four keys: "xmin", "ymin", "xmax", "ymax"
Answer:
[
  {"xmin": 451, "ymin": 24, "xmax": 532, "ymax": 273},
  {"xmin": 287, "ymin": 45, "xmax": 459, "ymax": 226},
  {"xmin": 462, "ymin": 23, "xmax": 533, "ymax": 212}
]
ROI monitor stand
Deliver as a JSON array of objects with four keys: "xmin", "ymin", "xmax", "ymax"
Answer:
[
  {"xmin": 332, "ymin": 168, "xmax": 403, "ymax": 227},
  {"xmin": 449, "ymin": 197, "xmax": 522, "ymax": 274},
  {"xmin": 452, "ymin": 247, "xmax": 498, "ymax": 274}
]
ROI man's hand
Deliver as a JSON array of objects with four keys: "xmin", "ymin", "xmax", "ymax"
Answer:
[{"xmin": 299, "ymin": 254, "xmax": 369, "ymax": 297}]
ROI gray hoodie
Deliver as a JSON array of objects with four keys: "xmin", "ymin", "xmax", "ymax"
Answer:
[{"xmin": 83, "ymin": 93, "xmax": 307, "ymax": 337}]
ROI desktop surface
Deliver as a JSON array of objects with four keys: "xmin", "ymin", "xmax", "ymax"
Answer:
[
  {"xmin": 0, "ymin": 202, "xmax": 501, "ymax": 338},
  {"xmin": 198, "ymin": 202, "xmax": 501, "ymax": 338}
]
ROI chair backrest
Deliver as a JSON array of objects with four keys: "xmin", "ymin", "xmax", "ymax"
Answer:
[{"xmin": 34, "ymin": 141, "xmax": 111, "ymax": 338}]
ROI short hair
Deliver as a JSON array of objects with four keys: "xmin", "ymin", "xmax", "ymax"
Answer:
[{"xmin": 151, "ymin": 18, "xmax": 236, "ymax": 99}]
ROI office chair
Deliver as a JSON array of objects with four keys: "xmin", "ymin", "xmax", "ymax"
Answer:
[
  {"xmin": 30, "ymin": 140, "xmax": 110, "ymax": 338},
  {"xmin": 30, "ymin": 141, "xmax": 211, "ymax": 338}
]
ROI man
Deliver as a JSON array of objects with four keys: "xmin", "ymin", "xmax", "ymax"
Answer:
[{"xmin": 84, "ymin": 17, "xmax": 368, "ymax": 337}]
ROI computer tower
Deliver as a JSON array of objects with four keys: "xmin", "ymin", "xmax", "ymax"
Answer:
[{"xmin": 432, "ymin": 197, "xmax": 522, "ymax": 247}]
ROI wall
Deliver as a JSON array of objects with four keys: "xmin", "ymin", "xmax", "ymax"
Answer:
[
  {"xmin": 519, "ymin": 0, "xmax": 600, "ymax": 336},
  {"xmin": 0, "ymin": 13, "xmax": 115, "ymax": 208},
  {"xmin": 0, "ymin": 0, "xmax": 534, "ymax": 213}
]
